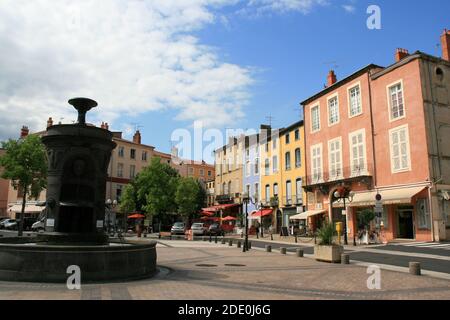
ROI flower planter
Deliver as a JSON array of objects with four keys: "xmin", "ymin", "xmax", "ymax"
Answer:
[{"xmin": 314, "ymin": 245, "xmax": 344, "ymax": 263}]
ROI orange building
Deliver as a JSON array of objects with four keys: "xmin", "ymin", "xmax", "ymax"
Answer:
[{"xmin": 302, "ymin": 30, "xmax": 450, "ymax": 243}]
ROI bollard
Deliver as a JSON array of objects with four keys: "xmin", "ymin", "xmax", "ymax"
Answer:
[
  {"xmin": 265, "ymin": 245, "xmax": 272, "ymax": 252},
  {"xmin": 270, "ymin": 233, "xmax": 273, "ymax": 241},
  {"xmin": 296, "ymin": 249, "xmax": 304, "ymax": 257},
  {"xmin": 221, "ymin": 238, "xmax": 226, "ymax": 245},
  {"xmin": 209, "ymin": 235, "xmax": 212, "ymax": 242},
  {"xmin": 248, "ymin": 241, "xmax": 252, "ymax": 249},
  {"xmin": 215, "ymin": 236, "xmax": 218, "ymax": 244},
  {"xmin": 228, "ymin": 240, "xmax": 233, "ymax": 247},
  {"xmin": 203, "ymin": 236, "xmax": 207, "ymax": 241},
  {"xmin": 280, "ymin": 247, "xmax": 287, "ymax": 255},
  {"xmin": 295, "ymin": 235, "xmax": 298, "ymax": 243},
  {"xmin": 409, "ymin": 262, "xmax": 421, "ymax": 276},
  {"xmin": 341, "ymin": 254, "xmax": 350, "ymax": 265},
  {"xmin": 237, "ymin": 241, "xmax": 241, "ymax": 248}
]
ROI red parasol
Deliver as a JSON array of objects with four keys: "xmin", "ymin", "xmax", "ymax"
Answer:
[
  {"xmin": 128, "ymin": 213, "xmax": 145, "ymax": 219},
  {"xmin": 222, "ymin": 216, "xmax": 237, "ymax": 221}
]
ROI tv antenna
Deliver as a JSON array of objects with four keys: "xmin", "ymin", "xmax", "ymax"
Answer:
[{"xmin": 265, "ymin": 115, "xmax": 275, "ymax": 127}]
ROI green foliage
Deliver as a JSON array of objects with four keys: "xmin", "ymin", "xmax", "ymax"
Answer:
[
  {"xmin": 357, "ymin": 209, "xmax": 376, "ymax": 229},
  {"xmin": 316, "ymin": 222, "xmax": 336, "ymax": 246},
  {"xmin": 175, "ymin": 177, "xmax": 203, "ymax": 221},
  {"xmin": 0, "ymin": 135, "xmax": 47, "ymax": 199},
  {"xmin": 135, "ymin": 157, "xmax": 179, "ymax": 219},
  {"xmin": 119, "ymin": 183, "xmax": 137, "ymax": 214}
]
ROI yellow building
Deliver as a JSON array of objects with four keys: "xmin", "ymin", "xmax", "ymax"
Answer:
[
  {"xmin": 279, "ymin": 121, "xmax": 306, "ymax": 230},
  {"xmin": 260, "ymin": 126, "xmax": 283, "ymax": 232}
]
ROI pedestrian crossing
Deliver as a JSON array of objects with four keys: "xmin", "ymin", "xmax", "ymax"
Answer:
[{"xmin": 392, "ymin": 241, "xmax": 450, "ymax": 250}]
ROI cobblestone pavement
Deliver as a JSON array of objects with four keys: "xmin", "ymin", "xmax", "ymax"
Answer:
[{"xmin": 0, "ymin": 240, "xmax": 449, "ymax": 300}]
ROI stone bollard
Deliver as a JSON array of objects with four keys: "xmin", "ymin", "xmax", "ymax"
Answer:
[
  {"xmin": 409, "ymin": 262, "xmax": 421, "ymax": 276},
  {"xmin": 296, "ymin": 249, "xmax": 304, "ymax": 257},
  {"xmin": 341, "ymin": 254, "xmax": 350, "ymax": 265},
  {"xmin": 203, "ymin": 236, "xmax": 207, "ymax": 241},
  {"xmin": 248, "ymin": 241, "xmax": 252, "ymax": 249},
  {"xmin": 215, "ymin": 236, "xmax": 218, "ymax": 244},
  {"xmin": 280, "ymin": 247, "xmax": 287, "ymax": 255},
  {"xmin": 228, "ymin": 240, "xmax": 233, "ymax": 246},
  {"xmin": 221, "ymin": 238, "xmax": 226, "ymax": 245},
  {"xmin": 265, "ymin": 245, "xmax": 272, "ymax": 253},
  {"xmin": 237, "ymin": 241, "xmax": 241, "ymax": 248}
]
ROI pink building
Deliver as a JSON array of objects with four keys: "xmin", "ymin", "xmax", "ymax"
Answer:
[{"xmin": 302, "ymin": 30, "xmax": 450, "ymax": 243}]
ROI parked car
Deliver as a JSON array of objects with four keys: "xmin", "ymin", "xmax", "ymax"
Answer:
[
  {"xmin": 32, "ymin": 218, "xmax": 46, "ymax": 232},
  {"xmin": 3, "ymin": 219, "xmax": 18, "ymax": 230},
  {"xmin": 191, "ymin": 223, "xmax": 207, "ymax": 236},
  {"xmin": 171, "ymin": 222, "xmax": 186, "ymax": 235},
  {"xmin": 208, "ymin": 223, "xmax": 225, "ymax": 236},
  {"xmin": 0, "ymin": 219, "xmax": 15, "ymax": 230}
]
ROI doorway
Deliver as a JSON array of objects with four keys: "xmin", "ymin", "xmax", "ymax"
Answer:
[{"xmin": 397, "ymin": 206, "xmax": 414, "ymax": 239}]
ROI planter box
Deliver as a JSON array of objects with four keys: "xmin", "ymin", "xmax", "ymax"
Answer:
[{"xmin": 314, "ymin": 245, "xmax": 344, "ymax": 263}]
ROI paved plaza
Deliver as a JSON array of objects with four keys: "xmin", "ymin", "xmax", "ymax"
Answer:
[{"xmin": 0, "ymin": 239, "xmax": 449, "ymax": 300}]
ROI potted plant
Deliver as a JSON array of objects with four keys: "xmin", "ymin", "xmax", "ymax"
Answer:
[{"xmin": 314, "ymin": 222, "xmax": 344, "ymax": 263}]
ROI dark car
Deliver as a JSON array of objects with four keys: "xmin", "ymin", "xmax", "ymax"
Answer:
[{"xmin": 208, "ymin": 223, "xmax": 224, "ymax": 236}]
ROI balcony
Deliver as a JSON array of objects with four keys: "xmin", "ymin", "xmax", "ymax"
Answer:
[
  {"xmin": 282, "ymin": 195, "xmax": 303, "ymax": 207},
  {"xmin": 215, "ymin": 194, "xmax": 233, "ymax": 204},
  {"xmin": 304, "ymin": 164, "xmax": 373, "ymax": 194}
]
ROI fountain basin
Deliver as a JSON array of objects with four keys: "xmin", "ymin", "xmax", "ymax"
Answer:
[{"xmin": 0, "ymin": 238, "xmax": 157, "ymax": 283}]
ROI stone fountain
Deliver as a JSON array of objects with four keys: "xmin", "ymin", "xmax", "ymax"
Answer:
[{"xmin": 0, "ymin": 98, "xmax": 157, "ymax": 283}]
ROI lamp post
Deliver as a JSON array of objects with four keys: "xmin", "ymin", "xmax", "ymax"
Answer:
[
  {"xmin": 241, "ymin": 193, "xmax": 260, "ymax": 252},
  {"xmin": 333, "ymin": 187, "xmax": 355, "ymax": 245}
]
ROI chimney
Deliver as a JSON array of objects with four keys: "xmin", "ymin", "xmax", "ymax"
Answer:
[
  {"xmin": 133, "ymin": 130, "xmax": 141, "ymax": 144},
  {"xmin": 395, "ymin": 48, "xmax": 409, "ymax": 62},
  {"xmin": 104, "ymin": 122, "xmax": 109, "ymax": 131},
  {"xmin": 47, "ymin": 117, "xmax": 53, "ymax": 128},
  {"xmin": 20, "ymin": 126, "xmax": 29, "ymax": 139},
  {"xmin": 441, "ymin": 29, "xmax": 450, "ymax": 62},
  {"xmin": 327, "ymin": 70, "xmax": 337, "ymax": 87},
  {"xmin": 100, "ymin": 122, "xmax": 106, "ymax": 129}
]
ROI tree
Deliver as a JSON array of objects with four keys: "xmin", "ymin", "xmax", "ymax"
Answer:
[
  {"xmin": 0, "ymin": 134, "xmax": 48, "ymax": 236},
  {"xmin": 175, "ymin": 177, "xmax": 206, "ymax": 223},
  {"xmin": 358, "ymin": 209, "xmax": 376, "ymax": 231},
  {"xmin": 136, "ymin": 157, "xmax": 179, "ymax": 229}
]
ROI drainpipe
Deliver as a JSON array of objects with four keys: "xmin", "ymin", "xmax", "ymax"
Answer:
[{"xmin": 367, "ymin": 71, "xmax": 378, "ymax": 188}]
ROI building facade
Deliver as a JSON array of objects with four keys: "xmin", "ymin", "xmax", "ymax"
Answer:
[
  {"xmin": 242, "ymin": 134, "xmax": 261, "ymax": 217},
  {"xmin": 302, "ymin": 30, "xmax": 450, "ymax": 242}
]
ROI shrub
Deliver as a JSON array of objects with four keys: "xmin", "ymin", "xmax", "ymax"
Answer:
[{"xmin": 317, "ymin": 222, "xmax": 335, "ymax": 246}]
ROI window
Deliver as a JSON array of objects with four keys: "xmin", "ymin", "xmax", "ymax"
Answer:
[
  {"xmin": 389, "ymin": 125, "xmax": 411, "ymax": 172},
  {"xmin": 272, "ymin": 155, "xmax": 278, "ymax": 173},
  {"xmin": 311, "ymin": 144, "xmax": 323, "ymax": 182},
  {"xmin": 285, "ymin": 134, "xmax": 290, "ymax": 144},
  {"xmin": 228, "ymin": 181, "xmax": 232, "ymax": 195},
  {"xmin": 142, "ymin": 151, "xmax": 148, "ymax": 161},
  {"xmin": 118, "ymin": 146, "xmax": 125, "ymax": 158},
  {"xmin": 311, "ymin": 105, "xmax": 320, "ymax": 132},
  {"xmin": 208, "ymin": 170, "xmax": 212, "ymax": 177},
  {"xmin": 328, "ymin": 95, "xmax": 339, "ymax": 125},
  {"xmin": 130, "ymin": 165, "xmax": 136, "ymax": 179},
  {"xmin": 273, "ymin": 138, "xmax": 277, "ymax": 150},
  {"xmin": 200, "ymin": 169, "xmax": 204, "ymax": 176},
  {"xmin": 130, "ymin": 149, "xmax": 136, "ymax": 160},
  {"xmin": 286, "ymin": 181, "xmax": 292, "ymax": 204},
  {"xmin": 349, "ymin": 84, "xmax": 362, "ymax": 117},
  {"xmin": 223, "ymin": 183, "xmax": 227, "ymax": 195},
  {"xmin": 295, "ymin": 129, "xmax": 300, "ymax": 141},
  {"xmin": 117, "ymin": 163, "xmax": 124, "ymax": 178},
  {"xmin": 273, "ymin": 183, "xmax": 279, "ymax": 197},
  {"xmin": 265, "ymin": 143, "xmax": 269, "ymax": 152},
  {"xmin": 254, "ymin": 158, "xmax": 259, "ymax": 175},
  {"xmin": 295, "ymin": 148, "xmax": 301, "ymax": 168},
  {"xmin": 328, "ymin": 137, "xmax": 343, "ymax": 180},
  {"xmin": 265, "ymin": 159, "xmax": 270, "ymax": 176},
  {"xmin": 285, "ymin": 152, "xmax": 291, "ymax": 170},
  {"xmin": 388, "ymin": 81, "xmax": 405, "ymax": 121},
  {"xmin": 246, "ymin": 184, "xmax": 251, "ymax": 198},
  {"xmin": 265, "ymin": 185, "xmax": 270, "ymax": 203},
  {"xmin": 246, "ymin": 160, "xmax": 251, "ymax": 177},
  {"xmin": 296, "ymin": 179, "xmax": 303, "ymax": 203},
  {"xmin": 417, "ymin": 199, "xmax": 431, "ymax": 229},
  {"xmin": 189, "ymin": 167, "xmax": 194, "ymax": 175},
  {"xmin": 349, "ymin": 129, "xmax": 366, "ymax": 176},
  {"xmin": 116, "ymin": 185, "xmax": 123, "ymax": 200},
  {"xmin": 254, "ymin": 183, "xmax": 259, "ymax": 202}
]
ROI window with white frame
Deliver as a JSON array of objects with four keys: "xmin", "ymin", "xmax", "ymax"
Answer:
[
  {"xmin": 311, "ymin": 105, "xmax": 320, "ymax": 132},
  {"xmin": 389, "ymin": 125, "xmax": 411, "ymax": 173},
  {"xmin": 296, "ymin": 178, "xmax": 303, "ymax": 203},
  {"xmin": 118, "ymin": 146, "xmax": 125, "ymax": 158},
  {"xmin": 286, "ymin": 181, "xmax": 292, "ymax": 204},
  {"xmin": 388, "ymin": 82, "xmax": 405, "ymax": 120},
  {"xmin": 265, "ymin": 159, "xmax": 270, "ymax": 176},
  {"xmin": 295, "ymin": 148, "xmax": 301, "ymax": 168},
  {"xmin": 246, "ymin": 184, "xmax": 251, "ymax": 198},
  {"xmin": 328, "ymin": 137, "xmax": 343, "ymax": 179},
  {"xmin": 273, "ymin": 183, "xmax": 279, "ymax": 197},
  {"xmin": 254, "ymin": 183, "xmax": 259, "ymax": 202},
  {"xmin": 265, "ymin": 185, "xmax": 270, "ymax": 203},
  {"xmin": 130, "ymin": 165, "xmax": 136, "ymax": 179},
  {"xmin": 272, "ymin": 155, "xmax": 278, "ymax": 173},
  {"xmin": 349, "ymin": 84, "xmax": 362, "ymax": 117},
  {"xmin": 349, "ymin": 129, "xmax": 366, "ymax": 175},
  {"xmin": 417, "ymin": 198, "xmax": 431, "ymax": 229},
  {"xmin": 117, "ymin": 163, "xmax": 124, "ymax": 178},
  {"xmin": 246, "ymin": 160, "xmax": 251, "ymax": 177},
  {"xmin": 285, "ymin": 152, "xmax": 291, "ymax": 170},
  {"xmin": 254, "ymin": 158, "xmax": 259, "ymax": 175},
  {"xmin": 273, "ymin": 138, "xmax": 277, "ymax": 150},
  {"xmin": 328, "ymin": 96, "xmax": 339, "ymax": 125},
  {"xmin": 311, "ymin": 144, "xmax": 323, "ymax": 182}
]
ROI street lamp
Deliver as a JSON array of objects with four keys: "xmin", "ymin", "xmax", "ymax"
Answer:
[
  {"xmin": 333, "ymin": 187, "xmax": 355, "ymax": 245},
  {"xmin": 241, "ymin": 193, "xmax": 260, "ymax": 252}
]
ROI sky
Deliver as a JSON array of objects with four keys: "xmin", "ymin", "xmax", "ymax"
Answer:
[{"xmin": 0, "ymin": 0, "xmax": 449, "ymax": 164}]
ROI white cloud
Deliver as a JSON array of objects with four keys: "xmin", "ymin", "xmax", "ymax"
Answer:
[
  {"xmin": 0, "ymin": 0, "xmax": 252, "ymax": 140},
  {"xmin": 239, "ymin": 0, "xmax": 328, "ymax": 16},
  {"xmin": 342, "ymin": 4, "xmax": 356, "ymax": 13}
]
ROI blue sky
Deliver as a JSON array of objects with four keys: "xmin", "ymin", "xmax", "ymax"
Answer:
[{"xmin": 0, "ymin": 0, "xmax": 449, "ymax": 163}]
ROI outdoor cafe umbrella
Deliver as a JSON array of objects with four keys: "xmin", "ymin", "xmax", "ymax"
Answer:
[
  {"xmin": 222, "ymin": 216, "xmax": 237, "ymax": 221},
  {"xmin": 128, "ymin": 213, "xmax": 145, "ymax": 219}
]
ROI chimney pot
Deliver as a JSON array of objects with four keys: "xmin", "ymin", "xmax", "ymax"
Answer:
[
  {"xmin": 20, "ymin": 126, "xmax": 29, "ymax": 139},
  {"xmin": 47, "ymin": 117, "xmax": 53, "ymax": 128},
  {"xmin": 441, "ymin": 29, "xmax": 450, "ymax": 62},
  {"xmin": 395, "ymin": 48, "xmax": 409, "ymax": 62},
  {"xmin": 327, "ymin": 70, "xmax": 337, "ymax": 87}
]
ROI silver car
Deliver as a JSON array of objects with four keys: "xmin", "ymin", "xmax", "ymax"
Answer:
[
  {"xmin": 191, "ymin": 223, "xmax": 207, "ymax": 236},
  {"xmin": 171, "ymin": 222, "xmax": 186, "ymax": 235}
]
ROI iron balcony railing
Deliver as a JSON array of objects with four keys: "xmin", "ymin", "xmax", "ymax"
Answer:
[
  {"xmin": 282, "ymin": 195, "xmax": 303, "ymax": 207},
  {"xmin": 306, "ymin": 163, "xmax": 374, "ymax": 186}
]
